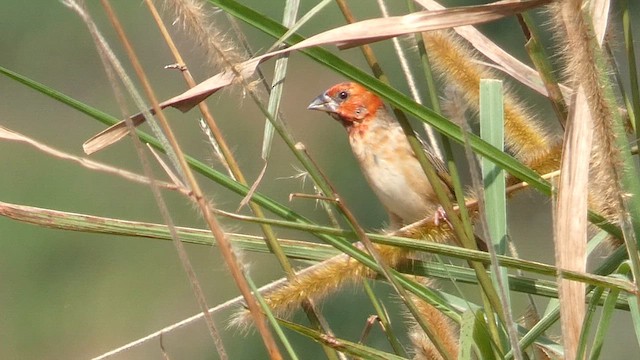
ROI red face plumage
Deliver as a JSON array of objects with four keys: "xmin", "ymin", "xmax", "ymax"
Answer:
[{"xmin": 307, "ymin": 82, "xmax": 384, "ymax": 130}]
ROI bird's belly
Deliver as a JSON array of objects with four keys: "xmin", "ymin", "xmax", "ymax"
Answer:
[{"xmin": 360, "ymin": 154, "xmax": 433, "ymax": 224}]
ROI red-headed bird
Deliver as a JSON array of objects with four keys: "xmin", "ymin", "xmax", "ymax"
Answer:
[{"xmin": 307, "ymin": 82, "xmax": 455, "ymax": 229}]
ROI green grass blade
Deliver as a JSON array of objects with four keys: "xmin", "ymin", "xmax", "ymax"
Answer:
[
  {"xmin": 362, "ymin": 280, "xmax": 407, "ymax": 357},
  {"xmin": 278, "ymin": 319, "xmax": 406, "ymax": 360},
  {"xmin": 0, "ymin": 65, "xmax": 355, "ymax": 249},
  {"xmin": 458, "ymin": 310, "xmax": 477, "ymax": 360},
  {"xmin": 473, "ymin": 309, "xmax": 498, "ymax": 360},
  {"xmin": 588, "ymin": 288, "xmax": 620, "ymax": 360},
  {"xmin": 261, "ymin": 0, "xmax": 299, "ymax": 160},
  {"xmin": 245, "ymin": 276, "xmax": 300, "ymax": 360},
  {"xmin": 206, "ymin": 0, "xmax": 625, "ymax": 243},
  {"xmin": 520, "ymin": 13, "xmax": 568, "ymax": 123},
  {"xmin": 402, "ymin": 261, "xmax": 630, "ymax": 310},
  {"xmin": 628, "ymin": 291, "xmax": 640, "ymax": 350},
  {"xmin": 206, "ymin": 0, "xmax": 546, "ymax": 188},
  {"xmin": 480, "ymin": 78, "xmax": 519, "ymax": 358},
  {"xmin": 621, "ymin": 0, "xmax": 640, "ymax": 137},
  {"xmin": 479, "ymin": 79, "xmax": 508, "ymax": 262},
  {"xmin": 576, "ymin": 286, "xmax": 605, "ymax": 359},
  {"xmin": 7, "ymin": 199, "xmax": 633, "ymax": 310},
  {"xmin": 10, "ymin": 195, "xmax": 632, "ymax": 295}
]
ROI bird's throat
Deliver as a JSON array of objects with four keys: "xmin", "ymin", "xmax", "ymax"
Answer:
[{"xmin": 346, "ymin": 121, "xmax": 369, "ymax": 139}]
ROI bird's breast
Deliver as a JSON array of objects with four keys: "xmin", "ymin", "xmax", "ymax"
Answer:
[{"xmin": 349, "ymin": 125, "xmax": 438, "ymax": 224}]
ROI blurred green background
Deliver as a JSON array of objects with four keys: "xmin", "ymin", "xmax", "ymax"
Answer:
[{"xmin": 1, "ymin": 1, "xmax": 637, "ymax": 359}]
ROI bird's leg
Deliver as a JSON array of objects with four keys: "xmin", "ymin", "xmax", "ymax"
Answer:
[
  {"xmin": 433, "ymin": 206, "xmax": 488, "ymax": 252},
  {"xmin": 387, "ymin": 211, "xmax": 404, "ymax": 230}
]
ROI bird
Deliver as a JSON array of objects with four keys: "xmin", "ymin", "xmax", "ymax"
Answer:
[{"xmin": 307, "ymin": 81, "xmax": 456, "ymax": 230}]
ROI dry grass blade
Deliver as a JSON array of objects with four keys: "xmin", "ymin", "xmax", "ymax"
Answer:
[
  {"xmin": 553, "ymin": 0, "xmax": 611, "ymax": 358},
  {"xmin": 98, "ymin": 0, "xmax": 282, "ymax": 356},
  {"xmin": 417, "ymin": 0, "xmax": 572, "ymax": 101},
  {"xmin": 1, "ymin": 198, "xmax": 636, "ymax": 293},
  {"xmin": 0, "ymin": 199, "xmax": 338, "ymax": 260},
  {"xmin": 89, "ymin": 278, "xmax": 289, "ymax": 360},
  {"xmin": 83, "ymin": 0, "xmax": 550, "ymax": 154},
  {"xmin": 147, "ymin": 144, "xmax": 188, "ymax": 189},
  {"xmin": 82, "ymin": 116, "xmax": 146, "ymax": 154},
  {"xmin": 334, "ymin": 0, "xmax": 551, "ymax": 49},
  {"xmin": 0, "ymin": 125, "xmax": 180, "ymax": 191},
  {"xmin": 554, "ymin": 88, "xmax": 592, "ymax": 360},
  {"xmin": 66, "ymin": 0, "xmax": 232, "ymax": 357},
  {"xmin": 151, "ymin": 3, "xmax": 331, "ymax": 350},
  {"xmin": 590, "ymin": 0, "xmax": 611, "ymax": 44}
]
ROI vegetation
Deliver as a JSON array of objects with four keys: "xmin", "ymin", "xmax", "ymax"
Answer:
[{"xmin": 1, "ymin": 0, "xmax": 639, "ymax": 359}]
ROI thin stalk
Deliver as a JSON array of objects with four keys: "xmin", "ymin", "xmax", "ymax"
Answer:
[
  {"xmin": 7, "ymin": 62, "xmax": 624, "ymax": 252},
  {"xmin": 479, "ymin": 79, "xmax": 520, "ymax": 358},
  {"xmin": 295, "ymin": 145, "xmax": 456, "ymax": 360},
  {"xmin": 144, "ymin": 0, "xmax": 292, "ymax": 276},
  {"xmin": 518, "ymin": 13, "xmax": 568, "ymax": 126},
  {"xmin": 608, "ymin": 44, "xmax": 637, "ymax": 133},
  {"xmin": 621, "ymin": 0, "xmax": 640, "ymax": 138},
  {"xmin": 100, "ymin": 1, "xmax": 282, "ymax": 358},
  {"xmin": 142, "ymin": 3, "xmax": 336, "ymax": 350},
  {"xmin": 362, "ymin": 280, "xmax": 407, "ymax": 357},
  {"xmin": 205, "ymin": 211, "xmax": 636, "ymax": 294},
  {"xmin": 576, "ymin": 286, "xmax": 605, "ymax": 359},
  {"xmin": 64, "ymin": 0, "xmax": 230, "ymax": 357},
  {"xmin": 407, "ymin": 0, "xmax": 441, "ymax": 114}
]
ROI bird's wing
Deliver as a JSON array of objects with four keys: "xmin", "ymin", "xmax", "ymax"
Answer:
[{"xmin": 417, "ymin": 136, "xmax": 456, "ymax": 197}]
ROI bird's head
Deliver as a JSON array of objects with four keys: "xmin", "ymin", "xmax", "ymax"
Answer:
[{"xmin": 307, "ymin": 82, "xmax": 384, "ymax": 131}]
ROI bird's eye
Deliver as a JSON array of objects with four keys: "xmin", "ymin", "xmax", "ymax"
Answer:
[{"xmin": 337, "ymin": 91, "xmax": 349, "ymax": 100}]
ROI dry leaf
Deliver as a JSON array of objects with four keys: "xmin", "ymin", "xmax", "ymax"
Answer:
[
  {"xmin": 84, "ymin": 0, "xmax": 550, "ymax": 154},
  {"xmin": 417, "ymin": 0, "xmax": 572, "ymax": 101}
]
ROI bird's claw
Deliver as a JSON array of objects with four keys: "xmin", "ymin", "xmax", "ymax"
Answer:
[{"xmin": 433, "ymin": 206, "xmax": 450, "ymax": 227}]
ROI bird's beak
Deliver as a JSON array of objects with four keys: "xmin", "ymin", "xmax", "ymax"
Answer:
[{"xmin": 307, "ymin": 93, "xmax": 338, "ymax": 113}]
